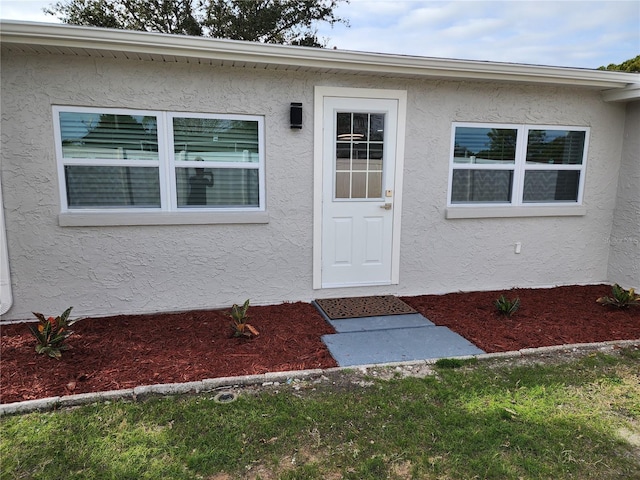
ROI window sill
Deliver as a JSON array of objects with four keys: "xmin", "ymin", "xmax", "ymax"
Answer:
[
  {"xmin": 445, "ymin": 205, "xmax": 587, "ymax": 219},
  {"xmin": 58, "ymin": 211, "xmax": 269, "ymax": 227}
]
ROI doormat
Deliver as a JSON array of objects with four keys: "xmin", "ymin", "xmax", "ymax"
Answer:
[{"xmin": 315, "ymin": 295, "xmax": 417, "ymax": 320}]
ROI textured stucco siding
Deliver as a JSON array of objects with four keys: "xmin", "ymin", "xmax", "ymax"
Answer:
[
  {"xmin": 0, "ymin": 51, "xmax": 629, "ymax": 321},
  {"xmin": 607, "ymin": 101, "xmax": 640, "ymax": 288},
  {"xmin": 399, "ymin": 82, "xmax": 625, "ymax": 295}
]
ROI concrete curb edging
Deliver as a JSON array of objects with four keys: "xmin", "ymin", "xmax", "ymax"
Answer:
[
  {"xmin": 0, "ymin": 368, "xmax": 326, "ymax": 416},
  {"xmin": 2, "ymin": 339, "xmax": 637, "ymax": 416}
]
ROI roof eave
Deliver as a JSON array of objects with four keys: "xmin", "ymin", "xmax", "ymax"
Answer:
[{"xmin": 2, "ymin": 20, "xmax": 639, "ymax": 93}]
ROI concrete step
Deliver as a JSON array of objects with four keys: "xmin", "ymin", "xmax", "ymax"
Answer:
[
  {"xmin": 322, "ymin": 326, "xmax": 485, "ymax": 367},
  {"xmin": 327, "ymin": 313, "xmax": 435, "ymax": 332}
]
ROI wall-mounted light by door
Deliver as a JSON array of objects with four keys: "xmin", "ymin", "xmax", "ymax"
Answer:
[{"xmin": 290, "ymin": 102, "xmax": 302, "ymax": 129}]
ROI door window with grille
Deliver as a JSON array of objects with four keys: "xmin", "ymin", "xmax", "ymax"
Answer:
[{"xmin": 334, "ymin": 112, "xmax": 385, "ymax": 200}]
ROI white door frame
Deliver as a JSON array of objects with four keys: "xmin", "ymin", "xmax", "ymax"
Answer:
[{"xmin": 313, "ymin": 86, "xmax": 407, "ymax": 290}]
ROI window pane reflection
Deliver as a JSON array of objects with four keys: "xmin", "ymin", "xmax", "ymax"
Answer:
[
  {"xmin": 523, "ymin": 170, "xmax": 579, "ymax": 202},
  {"xmin": 451, "ymin": 169, "xmax": 513, "ymax": 203},
  {"xmin": 334, "ymin": 111, "xmax": 385, "ymax": 200},
  {"xmin": 453, "ymin": 127, "xmax": 517, "ymax": 164},
  {"xmin": 60, "ymin": 112, "xmax": 159, "ymax": 161},
  {"xmin": 65, "ymin": 166, "xmax": 160, "ymax": 207},
  {"xmin": 176, "ymin": 167, "xmax": 259, "ymax": 207},
  {"xmin": 173, "ymin": 117, "xmax": 259, "ymax": 163},
  {"xmin": 526, "ymin": 130, "xmax": 585, "ymax": 165}
]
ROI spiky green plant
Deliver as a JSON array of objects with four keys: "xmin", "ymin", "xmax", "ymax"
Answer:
[
  {"xmin": 596, "ymin": 284, "xmax": 640, "ymax": 309},
  {"xmin": 494, "ymin": 295, "xmax": 520, "ymax": 317}
]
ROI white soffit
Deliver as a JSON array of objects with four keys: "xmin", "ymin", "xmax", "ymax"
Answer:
[
  {"xmin": 1, "ymin": 20, "xmax": 639, "ymax": 93},
  {"xmin": 602, "ymin": 84, "xmax": 640, "ymax": 102}
]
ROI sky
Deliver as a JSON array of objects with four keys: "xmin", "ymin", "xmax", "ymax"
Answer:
[{"xmin": 1, "ymin": 0, "xmax": 638, "ymax": 69}]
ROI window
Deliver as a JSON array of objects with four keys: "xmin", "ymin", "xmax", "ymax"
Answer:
[
  {"xmin": 448, "ymin": 123, "xmax": 589, "ymax": 207},
  {"xmin": 54, "ymin": 107, "xmax": 265, "ymax": 214},
  {"xmin": 335, "ymin": 112, "xmax": 385, "ymax": 199}
]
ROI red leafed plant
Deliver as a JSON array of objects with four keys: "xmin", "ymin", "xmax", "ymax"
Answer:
[
  {"xmin": 28, "ymin": 307, "xmax": 76, "ymax": 359},
  {"xmin": 229, "ymin": 299, "xmax": 259, "ymax": 338}
]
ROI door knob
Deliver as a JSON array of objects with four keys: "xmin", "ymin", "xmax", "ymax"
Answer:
[{"xmin": 380, "ymin": 203, "xmax": 392, "ymax": 210}]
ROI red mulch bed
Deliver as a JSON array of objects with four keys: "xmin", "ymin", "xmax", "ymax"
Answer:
[
  {"xmin": 2, "ymin": 284, "xmax": 639, "ymax": 404},
  {"xmin": 401, "ymin": 284, "xmax": 639, "ymax": 353}
]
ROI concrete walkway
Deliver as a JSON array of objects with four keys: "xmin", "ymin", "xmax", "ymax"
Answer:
[{"xmin": 317, "ymin": 309, "xmax": 485, "ymax": 367}]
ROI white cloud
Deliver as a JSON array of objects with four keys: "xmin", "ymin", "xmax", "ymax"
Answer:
[
  {"xmin": 343, "ymin": 0, "xmax": 415, "ymax": 22},
  {"xmin": 321, "ymin": 0, "xmax": 639, "ymax": 67},
  {"xmin": 439, "ymin": 17, "xmax": 508, "ymax": 40},
  {"xmin": 0, "ymin": 0, "xmax": 54, "ymax": 23},
  {"xmin": 398, "ymin": 2, "xmax": 472, "ymax": 29}
]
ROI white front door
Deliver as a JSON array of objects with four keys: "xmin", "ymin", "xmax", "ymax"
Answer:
[{"xmin": 314, "ymin": 89, "xmax": 406, "ymax": 289}]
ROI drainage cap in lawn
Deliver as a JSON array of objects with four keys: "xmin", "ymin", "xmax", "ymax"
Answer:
[{"xmin": 214, "ymin": 392, "xmax": 238, "ymax": 403}]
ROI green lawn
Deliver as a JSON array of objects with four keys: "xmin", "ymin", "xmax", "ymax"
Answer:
[{"xmin": 1, "ymin": 348, "xmax": 639, "ymax": 479}]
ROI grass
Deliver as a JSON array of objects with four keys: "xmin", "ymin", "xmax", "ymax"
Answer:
[{"xmin": 1, "ymin": 348, "xmax": 639, "ymax": 479}]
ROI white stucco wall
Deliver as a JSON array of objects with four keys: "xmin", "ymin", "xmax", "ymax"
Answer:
[
  {"xmin": 607, "ymin": 101, "xmax": 640, "ymax": 288},
  {"xmin": 0, "ymin": 51, "xmax": 630, "ymax": 320}
]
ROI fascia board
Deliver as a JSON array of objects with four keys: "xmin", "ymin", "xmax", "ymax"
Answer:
[{"xmin": 2, "ymin": 20, "xmax": 639, "ymax": 90}]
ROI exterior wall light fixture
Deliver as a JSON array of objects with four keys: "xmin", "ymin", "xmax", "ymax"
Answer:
[{"xmin": 290, "ymin": 102, "xmax": 302, "ymax": 129}]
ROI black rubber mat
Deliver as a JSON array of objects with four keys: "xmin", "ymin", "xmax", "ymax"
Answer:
[{"xmin": 314, "ymin": 295, "xmax": 416, "ymax": 320}]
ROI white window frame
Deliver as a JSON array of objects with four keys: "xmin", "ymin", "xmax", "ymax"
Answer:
[
  {"xmin": 53, "ymin": 106, "xmax": 267, "ymax": 226},
  {"xmin": 446, "ymin": 122, "xmax": 589, "ymax": 219}
]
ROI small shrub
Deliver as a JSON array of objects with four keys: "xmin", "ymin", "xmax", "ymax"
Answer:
[
  {"xmin": 28, "ymin": 307, "xmax": 75, "ymax": 359},
  {"xmin": 229, "ymin": 299, "xmax": 259, "ymax": 338},
  {"xmin": 495, "ymin": 295, "xmax": 520, "ymax": 317},
  {"xmin": 596, "ymin": 284, "xmax": 640, "ymax": 309}
]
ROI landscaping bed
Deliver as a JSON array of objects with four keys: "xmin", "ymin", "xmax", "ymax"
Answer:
[{"xmin": 1, "ymin": 284, "xmax": 638, "ymax": 404}]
